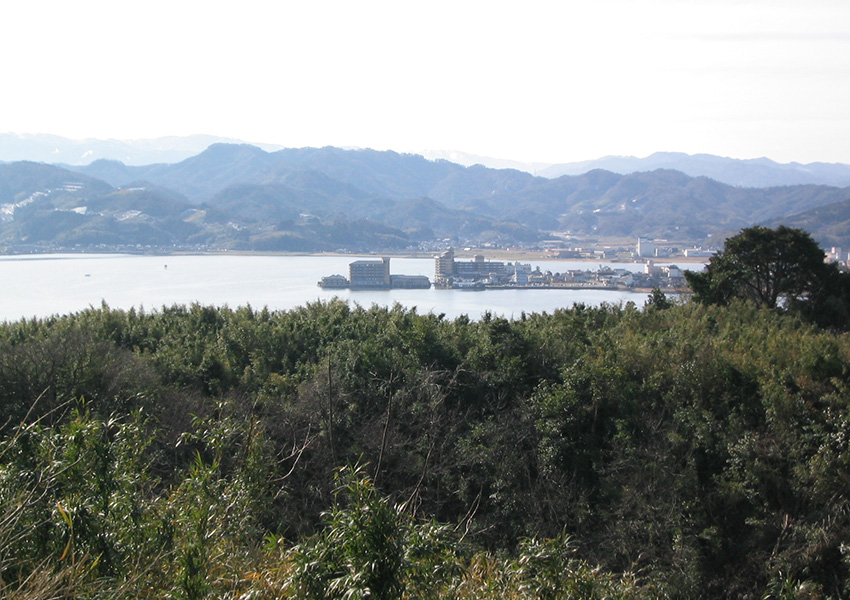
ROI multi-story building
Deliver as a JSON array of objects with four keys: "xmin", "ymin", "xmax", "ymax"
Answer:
[
  {"xmin": 349, "ymin": 257, "xmax": 391, "ymax": 288},
  {"xmin": 434, "ymin": 249, "xmax": 514, "ymax": 287},
  {"xmin": 319, "ymin": 257, "xmax": 431, "ymax": 289},
  {"xmin": 435, "ymin": 249, "xmax": 455, "ymax": 285},
  {"xmin": 636, "ymin": 237, "xmax": 656, "ymax": 258},
  {"xmin": 453, "ymin": 254, "xmax": 507, "ymax": 279}
]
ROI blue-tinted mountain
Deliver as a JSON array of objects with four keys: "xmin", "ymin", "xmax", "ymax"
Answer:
[
  {"xmin": 765, "ymin": 196, "xmax": 850, "ymax": 250},
  {"xmin": 6, "ymin": 144, "xmax": 850, "ymax": 250},
  {"xmin": 9, "ymin": 133, "xmax": 850, "ymax": 187},
  {"xmin": 206, "ymin": 176, "xmax": 381, "ymax": 224},
  {"xmin": 538, "ymin": 152, "xmax": 850, "ymax": 188},
  {"xmin": 368, "ymin": 196, "xmax": 541, "ymax": 243},
  {"xmin": 456, "ymin": 167, "xmax": 850, "ymax": 240},
  {"xmin": 0, "ymin": 157, "xmax": 539, "ymax": 251},
  {"xmin": 0, "ymin": 133, "xmax": 284, "ymax": 166},
  {"xmin": 72, "ymin": 144, "xmax": 534, "ymax": 206},
  {"xmin": 74, "ymin": 144, "xmax": 280, "ymax": 200},
  {"xmin": 0, "ymin": 162, "xmax": 112, "ymax": 204}
]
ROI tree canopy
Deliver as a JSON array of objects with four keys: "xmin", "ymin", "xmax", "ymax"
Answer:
[
  {"xmin": 2, "ymin": 299, "xmax": 850, "ymax": 598},
  {"xmin": 685, "ymin": 225, "xmax": 845, "ymax": 314}
]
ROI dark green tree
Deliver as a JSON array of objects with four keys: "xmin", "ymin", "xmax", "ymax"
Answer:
[
  {"xmin": 685, "ymin": 225, "xmax": 832, "ymax": 309},
  {"xmin": 644, "ymin": 287, "xmax": 672, "ymax": 310}
]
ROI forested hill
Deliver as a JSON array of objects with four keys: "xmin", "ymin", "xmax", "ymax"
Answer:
[
  {"xmin": 49, "ymin": 144, "xmax": 850, "ymax": 244},
  {"xmin": 1, "ymin": 298, "xmax": 849, "ymax": 598},
  {"xmin": 3, "ymin": 144, "xmax": 850, "ymax": 250}
]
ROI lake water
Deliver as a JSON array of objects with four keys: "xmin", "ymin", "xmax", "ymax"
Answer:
[{"xmin": 0, "ymin": 253, "xmax": 683, "ymax": 322}]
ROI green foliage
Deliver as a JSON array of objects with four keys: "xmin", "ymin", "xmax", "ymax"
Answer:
[
  {"xmin": 644, "ymin": 287, "xmax": 672, "ymax": 310},
  {"xmin": 685, "ymin": 225, "xmax": 836, "ymax": 310},
  {"xmin": 289, "ymin": 464, "xmax": 461, "ymax": 600},
  {"xmin": 0, "ymin": 318, "xmax": 159, "ymax": 428},
  {"xmin": 0, "ymin": 408, "xmax": 159, "ymax": 592},
  {"xmin": 512, "ymin": 532, "xmax": 642, "ymax": 600},
  {"xmin": 1, "ymin": 299, "xmax": 850, "ymax": 598}
]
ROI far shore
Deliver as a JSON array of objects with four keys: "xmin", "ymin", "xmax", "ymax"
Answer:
[
  {"xmin": 169, "ymin": 249, "xmax": 711, "ymax": 264},
  {"xmin": 2, "ymin": 248, "xmax": 711, "ymax": 265}
]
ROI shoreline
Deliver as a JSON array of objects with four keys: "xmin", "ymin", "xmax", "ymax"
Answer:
[{"xmin": 0, "ymin": 248, "xmax": 709, "ymax": 265}]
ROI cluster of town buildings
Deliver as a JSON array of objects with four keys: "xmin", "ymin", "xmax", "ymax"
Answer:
[
  {"xmin": 547, "ymin": 237, "xmax": 716, "ymax": 260},
  {"xmin": 550, "ymin": 261, "xmax": 687, "ymax": 290},
  {"xmin": 634, "ymin": 237, "xmax": 716, "ymax": 259},
  {"xmin": 318, "ymin": 248, "xmax": 690, "ymax": 292},
  {"xmin": 435, "ymin": 248, "xmax": 687, "ymax": 290},
  {"xmin": 434, "ymin": 249, "xmax": 537, "ymax": 288},
  {"xmin": 827, "ymin": 247, "xmax": 849, "ymax": 264}
]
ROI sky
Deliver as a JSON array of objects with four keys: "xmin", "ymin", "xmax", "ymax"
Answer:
[{"xmin": 1, "ymin": 0, "xmax": 849, "ymax": 165}]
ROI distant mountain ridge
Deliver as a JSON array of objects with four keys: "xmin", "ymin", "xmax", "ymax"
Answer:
[
  {"xmin": 0, "ymin": 133, "xmax": 285, "ymax": 166},
  {"xmin": 4, "ymin": 141, "xmax": 850, "ymax": 252},
  {"xmin": 4, "ymin": 133, "xmax": 850, "ymax": 188},
  {"xmin": 429, "ymin": 150, "xmax": 850, "ymax": 188},
  {"xmin": 420, "ymin": 150, "xmax": 553, "ymax": 175},
  {"xmin": 537, "ymin": 152, "xmax": 850, "ymax": 188},
  {"xmin": 0, "ymin": 148, "xmax": 544, "ymax": 252}
]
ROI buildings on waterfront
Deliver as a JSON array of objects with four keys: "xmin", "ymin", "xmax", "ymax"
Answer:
[
  {"xmin": 320, "ymin": 250, "xmax": 689, "ymax": 292},
  {"xmin": 318, "ymin": 257, "xmax": 431, "ymax": 289},
  {"xmin": 317, "ymin": 274, "xmax": 349, "ymax": 288},
  {"xmin": 349, "ymin": 258, "xmax": 391, "ymax": 288},
  {"xmin": 434, "ymin": 248, "xmax": 508, "ymax": 288},
  {"xmin": 434, "ymin": 248, "xmax": 535, "ymax": 288},
  {"xmin": 389, "ymin": 274, "xmax": 433, "ymax": 288},
  {"xmin": 533, "ymin": 263, "xmax": 686, "ymax": 290},
  {"xmin": 434, "ymin": 248, "xmax": 688, "ymax": 290}
]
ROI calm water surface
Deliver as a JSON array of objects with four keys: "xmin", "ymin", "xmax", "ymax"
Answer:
[{"xmin": 0, "ymin": 253, "xmax": 671, "ymax": 322}]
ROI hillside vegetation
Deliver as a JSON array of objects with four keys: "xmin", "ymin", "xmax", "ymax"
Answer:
[
  {"xmin": 5, "ymin": 144, "xmax": 850, "ymax": 251},
  {"xmin": 1, "ymin": 296, "xmax": 849, "ymax": 598}
]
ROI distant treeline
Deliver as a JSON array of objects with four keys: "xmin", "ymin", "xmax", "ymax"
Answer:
[{"xmin": 1, "ymin": 298, "xmax": 849, "ymax": 598}]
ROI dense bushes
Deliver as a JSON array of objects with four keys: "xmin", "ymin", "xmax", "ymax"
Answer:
[{"xmin": 1, "ymin": 298, "xmax": 849, "ymax": 598}]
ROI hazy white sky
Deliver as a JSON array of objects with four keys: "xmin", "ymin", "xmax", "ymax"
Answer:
[{"xmin": 1, "ymin": 0, "xmax": 849, "ymax": 164}]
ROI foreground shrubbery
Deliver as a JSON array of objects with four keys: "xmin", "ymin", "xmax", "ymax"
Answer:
[{"xmin": 1, "ymin": 298, "xmax": 849, "ymax": 598}]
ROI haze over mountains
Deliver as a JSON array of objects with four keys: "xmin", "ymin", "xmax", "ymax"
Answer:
[
  {"xmin": 0, "ymin": 133, "xmax": 287, "ymax": 167},
  {"xmin": 421, "ymin": 149, "xmax": 850, "ymax": 188},
  {"xmin": 5, "ymin": 133, "xmax": 850, "ymax": 188},
  {"xmin": 2, "ymin": 135, "xmax": 850, "ymax": 253}
]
